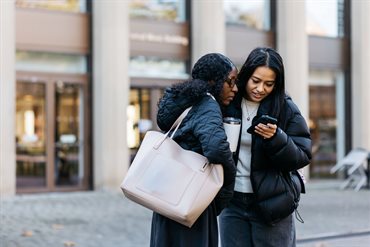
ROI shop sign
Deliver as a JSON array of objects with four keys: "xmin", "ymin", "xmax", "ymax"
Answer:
[{"xmin": 130, "ymin": 32, "xmax": 189, "ymax": 46}]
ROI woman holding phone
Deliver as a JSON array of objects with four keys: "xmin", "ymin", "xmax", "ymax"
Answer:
[{"xmin": 219, "ymin": 47, "xmax": 312, "ymax": 247}]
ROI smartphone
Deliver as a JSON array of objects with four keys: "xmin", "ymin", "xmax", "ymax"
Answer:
[{"xmin": 247, "ymin": 115, "xmax": 277, "ymax": 134}]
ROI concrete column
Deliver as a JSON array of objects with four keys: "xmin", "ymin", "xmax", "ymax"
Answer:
[
  {"xmin": 351, "ymin": 1, "xmax": 370, "ymax": 150},
  {"xmin": 276, "ymin": 1, "xmax": 308, "ymax": 119},
  {"xmin": 93, "ymin": 1, "xmax": 130, "ymax": 191},
  {"xmin": 191, "ymin": 0, "xmax": 225, "ymax": 65},
  {"xmin": 0, "ymin": 0, "xmax": 16, "ymax": 196},
  {"xmin": 276, "ymin": 1, "xmax": 309, "ymax": 177}
]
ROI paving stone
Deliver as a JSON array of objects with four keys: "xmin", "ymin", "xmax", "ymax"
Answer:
[{"xmin": 1, "ymin": 180, "xmax": 369, "ymax": 247}]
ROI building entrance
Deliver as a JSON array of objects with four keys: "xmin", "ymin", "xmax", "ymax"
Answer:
[{"xmin": 15, "ymin": 73, "xmax": 90, "ymax": 193}]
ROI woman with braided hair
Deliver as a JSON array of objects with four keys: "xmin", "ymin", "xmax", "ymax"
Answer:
[{"xmin": 150, "ymin": 53, "xmax": 238, "ymax": 247}]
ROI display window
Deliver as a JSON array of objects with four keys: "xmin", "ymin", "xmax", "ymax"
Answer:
[
  {"xmin": 16, "ymin": 0, "xmax": 87, "ymax": 13},
  {"xmin": 130, "ymin": 56, "xmax": 188, "ymax": 80},
  {"xmin": 128, "ymin": 88, "xmax": 166, "ymax": 162},
  {"xmin": 127, "ymin": 89, "xmax": 152, "ymax": 150},
  {"xmin": 129, "ymin": 0, "xmax": 186, "ymax": 22},
  {"xmin": 224, "ymin": 0, "xmax": 271, "ymax": 30}
]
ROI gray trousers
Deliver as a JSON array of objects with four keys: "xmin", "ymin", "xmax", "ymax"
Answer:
[{"xmin": 219, "ymin": 192, "xmax": 296, "ymax": 247}]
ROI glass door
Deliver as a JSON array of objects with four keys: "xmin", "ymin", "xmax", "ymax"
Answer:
[
  {"xmin": 16, "ymin": 74, "xmax": 90, "ymax": 193},
  {"xmin": 16, "ymin": 82, "xmax": 47, "ymax": 188},
  {"xmin": 55, "ymin": 82, "xmax": 84, "ymax": 186}
]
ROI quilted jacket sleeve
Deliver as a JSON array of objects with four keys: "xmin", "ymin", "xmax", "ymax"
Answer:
[
  {"xmin": 190, "ymin": 98, "xmax": 236, "ymax": 214},
  {"xmin": 190, "ymin": 98, "xmax": 236, "ymax": 187},
  {"xmin": 263, "ymin": 100, "xmax": 312, "ymax": 171}
]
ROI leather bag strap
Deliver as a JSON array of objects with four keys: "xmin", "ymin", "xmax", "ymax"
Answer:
[
  {"xmin": 155, "ymin": 93, "xmax": 215, "ymax": 148},
  {"xmin": 168, "ymin": 93, "xmax": 215, "ymax": 139},
  {"xmin": 153, "ymin": 107, "xmax": 192, "ymax": 149},
  {"xmin": 168, "ymin": 107, "xmax": 192, "ymax": 139}
]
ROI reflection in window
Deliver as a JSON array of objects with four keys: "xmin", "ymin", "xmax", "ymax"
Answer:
[
  {"xmin": 306, "ymin": 0, "xmax": 345, "ymax": 37},
  {"xmin": 16, "ymin": 51, "xmax": 87, "ymax": 74},
  {"xmin": 130, "ymin": 56, "xmax": 189, "ymax": 79},
  {"xmin": 16, "ymin": 0, "xmax": 86, "ymax": 12},
  {"xmin": 130, "ymin": 0, "xmax": 186, "ymax": 22},
  {"xmin": 224, "ymin": 0, "xmax": 270, "ymax": 30},
  {"xmin": 16, "ymin": 82, "xmax": 47, "ymax": 188}
]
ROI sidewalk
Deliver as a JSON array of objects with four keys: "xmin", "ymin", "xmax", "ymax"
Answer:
[
  {"xmin": 295, "ymin": 179, "xmax": 370, "ymax": 246},
  {"xmin": 1, "ymin": 179, "xmax": 369, "ymax": 247}
]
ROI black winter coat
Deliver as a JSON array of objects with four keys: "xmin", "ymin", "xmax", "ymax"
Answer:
[
  {"xmin": 224, "ymin": 94, "xmax": 312, "ymax": 224},
  {"xmin": 150, "ymin": 86, "xmax": 236, "ymax": 247}
]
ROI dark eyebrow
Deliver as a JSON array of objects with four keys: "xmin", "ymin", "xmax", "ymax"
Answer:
[{"xmin": 251, "ymin": 76, "xmax": 275, "ymax": 84}]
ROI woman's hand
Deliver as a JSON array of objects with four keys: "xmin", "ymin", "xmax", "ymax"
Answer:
[{"xmin": 254, "ymin": 123, "xmax": 277, "ymax": 139}]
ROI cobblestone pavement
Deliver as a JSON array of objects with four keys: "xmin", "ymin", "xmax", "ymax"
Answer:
[
  {"xmin": 1, "ymin": 180, "xmax": 370, "ymax": 247},
  {"xmin": 0, "ymin": 190, "xmax": 152, "ymax": 247}
]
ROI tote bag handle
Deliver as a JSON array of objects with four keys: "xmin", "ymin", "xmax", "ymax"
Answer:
[
  {"xmin": 169, "ymin": 93, "xmax": 215, "ymax": 139},
  {"xmin": 155, "ymin": 93, "xmax": 215, "ymax": 148},
  {"xmin": 154, "ymin": 107, "xmax": 192, "ymax": 149}
]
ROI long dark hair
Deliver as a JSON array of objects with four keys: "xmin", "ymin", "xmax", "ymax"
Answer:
[{"xmin": 237, "ymin": 47, "xmax": 285, "ymax": 119}]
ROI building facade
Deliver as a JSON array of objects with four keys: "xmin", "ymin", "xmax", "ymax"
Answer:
[{"xmin": 1, "ymin": 0, "xmax": 369, "ymax": 195}]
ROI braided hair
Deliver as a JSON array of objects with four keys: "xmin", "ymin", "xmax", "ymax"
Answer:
[
  {"xmin": 171, "ymin": 53, "xmax": 236, "ymax": 104},
  {"xmin": 192, "ymin": 53, "xmax": 236, "ymax": 102}
]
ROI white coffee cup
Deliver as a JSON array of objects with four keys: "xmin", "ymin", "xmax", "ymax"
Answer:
[{"xmin": 223, "ymin": 117, "xmax": 241, "ymax": 152}]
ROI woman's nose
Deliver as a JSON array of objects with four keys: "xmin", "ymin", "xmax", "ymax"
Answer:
[
  {"xmin": 256, "ymin": 83, "xmax": 263, "ymax": 92},
  {"xmin": 232, "ymin": 84, "xmax": 238, "ymax": 92}
]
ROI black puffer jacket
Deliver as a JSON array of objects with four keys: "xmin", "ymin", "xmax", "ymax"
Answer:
[
  {"xmin": 224, "ymin": 94, "xmax": 312, "ymax": 224},
  {"xmin": 157, "ymin": 86, "xmax": 236, "ymax": 213}
]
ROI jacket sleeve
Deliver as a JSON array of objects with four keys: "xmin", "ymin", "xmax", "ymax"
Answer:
[
  {"xmin": 191, "ymin": 99, "xmax": 236, "ymax": 187},
  {"xmin": 191, "ymin": 99, "xmax": 236, "ymax": 214},
  {"xmin": 263, "ymin": 102, "xmax": 312, "ymax": 172}
]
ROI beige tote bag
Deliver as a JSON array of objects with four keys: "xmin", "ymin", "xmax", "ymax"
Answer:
[{"xmin": 121, "ymin": 107, "xmax": 224, "ymax": 228}]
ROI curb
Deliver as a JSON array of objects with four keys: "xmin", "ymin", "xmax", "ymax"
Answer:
[{"xmin": 297, "ymin": 229, "xmax": 370, "ymax": 243}]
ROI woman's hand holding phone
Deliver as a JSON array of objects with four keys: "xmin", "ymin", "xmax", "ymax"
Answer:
[{"xmin": 247, "ymin": 115, "xmax": 277, "ymax": 139}]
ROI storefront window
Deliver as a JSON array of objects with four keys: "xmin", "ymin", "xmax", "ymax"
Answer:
[
  {"xmin": 309, "ymin": 70, "xmax": 345, "ymax": 178},
  {"xmin": 306, "ymin": 0, "xmax": 345, "ymax": 37},
  {"xmin": 130, "ymin": 56, "xmax": 189, "ymax": 79},
  {"xmin": 16, "ymin": 82, "xmax": 47, "ymax": 187},
  {"xmin": 129, "ymin": 0, "xmax": 186, "ymax": 22},
  {"xmin": 224, "ymin": 0, "xmax": 271, "ymax": 30},
  {"xmin": 127, "ymin": 89, "xmax": 152, "ymax": 150},
  {"xmin": 16, "ymin": 51, "xmax": 87, "ymax": 74},
  {"xmin": 16, "ymin": 0, "xmax": 86, "ymax": 12}
]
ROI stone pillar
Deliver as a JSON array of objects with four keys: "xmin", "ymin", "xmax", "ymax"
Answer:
[
  {"xmin": 276, "ymin": 1, "xmax": 308, "ymax": 118},
  {"xmin": 276, "ymin": 1, "xmax": 310, "ymax": 177},
  {"xmin": 0, "ymin": 0, "xmax": 16, "ymax": 196},
  {"xmin": 351, "ymin": 1, "xmax": 370, "ymax": 150},
  {"xmin": 191, "ymin": 0, "xmax": 225, "ymax": 65},
  {"xmin": 92, "ymin": 1, "xmax": 130, "ymax": 190}
]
